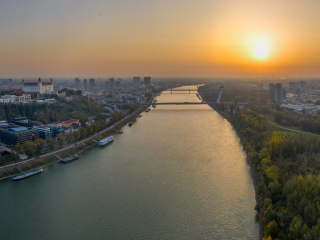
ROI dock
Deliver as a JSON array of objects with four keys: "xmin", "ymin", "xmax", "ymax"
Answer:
[{"xmin": 60, "ymin": 154, "xmax": 79, "ymax": 163}]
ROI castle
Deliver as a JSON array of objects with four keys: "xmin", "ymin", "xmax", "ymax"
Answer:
[{"xmin": 22, "ymin": 78, "xmax": 53, "ymax": 94}]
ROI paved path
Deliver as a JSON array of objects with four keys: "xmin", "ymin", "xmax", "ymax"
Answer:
[
  {"xmin": 269, "ymin": 121, "xmax": 318, "ymax": 136},
  {"xmin": 0, "ymin": 106, "xmax": 146, "ymax": 169}
]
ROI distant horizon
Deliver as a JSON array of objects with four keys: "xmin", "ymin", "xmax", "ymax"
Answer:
[{"xmin": 3, "ymin": 76, "xmax": 320, "ymax": 82}]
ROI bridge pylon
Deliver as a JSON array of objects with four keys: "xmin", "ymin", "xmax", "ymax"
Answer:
[{"xmin": 217, "ymin": 85, "xmax": 224, "ymax": 103}]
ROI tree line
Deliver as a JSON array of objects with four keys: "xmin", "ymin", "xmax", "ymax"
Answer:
[
  {"xmin": 250, "ymin": 104, "xmax": 320, "ymax": 134},
  {"xmin": 230, "ymin": 108, "xmax": 320, "ymax": 239}
]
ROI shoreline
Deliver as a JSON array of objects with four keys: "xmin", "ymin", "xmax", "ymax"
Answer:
[
  {"xmin": 0, "ymin": 101, "xmax": 152, "ymax": 181},
  {"xmin": 198, "ymin": 90, "xmax": 263, "ymax": 240}
]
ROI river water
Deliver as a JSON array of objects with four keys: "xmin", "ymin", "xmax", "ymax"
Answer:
[{"xmin": 0, "ymin": 86, "xmax": 259, "ymax": 239}]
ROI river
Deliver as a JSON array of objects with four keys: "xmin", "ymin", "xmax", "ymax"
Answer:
[{"xmin": 0, "ymin": 86, "xmax": 259, "ymax": 239}]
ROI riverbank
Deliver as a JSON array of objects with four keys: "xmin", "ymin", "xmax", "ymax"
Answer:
[
  {"xmin": 198, "ymin": 89, "xmax": 263, "ymax": 240},
  {"xmin": 228, "ymin": 118, "xmax": 264, "ymax": 240},
  {"xmin": 0, "ymin": 102, "xmax": 152, "ymax": 181}
]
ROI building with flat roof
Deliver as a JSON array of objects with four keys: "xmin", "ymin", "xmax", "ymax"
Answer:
[
  {"xmin": 89, "ymin": 78, "xmax": 95, "ymax": 87},
  {"xmin": 269, "ymin": 83, "xmax": 286, "ymax": 103},
  {"xmin": 144, "ymin": 77, "xmax": 152, "ymax": 85},
  {"xmin": 0, "ymin": 127, "xmax": 40, "ymax": 146},
  {"xmin": 0, "ymin": 94, "xmax": 31, "ymax": 104},
  {"xmin": 297, "ymin": 81, "xmax": 306, "ymax": 90},
  {"xmin": 281, "ymin": 103, "xmax": 320, "ymax": 114},
  {"xmin": 75, "ymin": 78, "xmax": 80, "ymax": 86},
  {"xmin": 133, "ymin": 77, "xmax": 140, "ymax": 87},
  {"xmin": 33, "ymin": 126, "xmax": 52, "ymax": 140},
  {"xmin": 109, "ymin": 78, "xmax": 115, "ymax": 89}
]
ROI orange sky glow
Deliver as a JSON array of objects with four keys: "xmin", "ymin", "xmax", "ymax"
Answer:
[{"xmin": 0, "ymin": 0, "xmax": 320, "ymax": 78}]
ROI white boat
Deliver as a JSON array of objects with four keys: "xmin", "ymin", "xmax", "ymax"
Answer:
[
  {"xmin": 12, "ymin": 168, "xmax": 43, "ymax": 181},
  {"xmin": 99, "ymin": 136, "xmax": 114, "ymax": 147}
]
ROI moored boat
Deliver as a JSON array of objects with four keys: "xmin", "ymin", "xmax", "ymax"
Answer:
[
  {"xmin": 12, "ymin": 168, "xmax": 43, "ymax": 181},
  {"xmin": 99, "ymin": 136, "xmax": 114, "ymax": 147},
  {"xmin": 129, "ymin": 119, "xmax": 137, "ymax": 126}
]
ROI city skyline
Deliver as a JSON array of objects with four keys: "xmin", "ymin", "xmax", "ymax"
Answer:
[{"xmin": 1, "ymin": 0, "xmax": 320, "ymax": 78}]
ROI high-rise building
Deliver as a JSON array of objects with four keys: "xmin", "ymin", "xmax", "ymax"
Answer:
[
  {"xmin": 75, "ymin": 78, "xmax": 80, "ymax": 86},
  {"xmin": 84, "ymin": 79, "xmax": 87, "ymax": 86},
  {"xmin": 144, "ymin": 77, "xmax": 151, "ymax": 85},
  {"xmin": 269, "ymin": 83, "xmax": 286, "ymax": 103},
  {"xmin": 297, "ymin": 81, "xmax": 306, "ymax": 90},
  {"xmin": 89, "ymin": 78, "xmax": 95, "ymax": 87},
  {"xmin": 133, "ymin": 77, "xmax": 140, "ymax": 87},
  {"xmin": 115, "ymin": 81, "xmax": 121, "ymax": 88},
  {"xmin": 109, "ymin": 78, "xmax": 115, "ymax": 89},
  {"xmin": 257, "ymin": 84, "xmax": 263, "ymax": 90},
  {"xmin": 105, "ymin": 81, "xmax": 109, "ymax": 88}
]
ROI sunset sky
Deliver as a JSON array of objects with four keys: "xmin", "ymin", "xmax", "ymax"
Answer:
[{"xmin": 1, "ymin": 0, "xmax": 320, "ymax": 78}]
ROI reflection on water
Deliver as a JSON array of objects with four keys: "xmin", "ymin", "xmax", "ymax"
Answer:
[{"xmin": 0, "ymin": 86, "xmax": 259, "ymax": 239}]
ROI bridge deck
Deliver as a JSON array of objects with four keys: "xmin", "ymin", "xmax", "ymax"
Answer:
[
  {"xmin": 139, "ymin": 102, "xmax": 216, "ymax": 105},
  {"xmin": 164, "ymin": 89, "xmax": 198, "ymax": 91}
]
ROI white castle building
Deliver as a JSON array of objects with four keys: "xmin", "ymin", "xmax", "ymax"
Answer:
[{"xmin": 22, "ymin": 78, "xmax": 54, "ymax": 94}]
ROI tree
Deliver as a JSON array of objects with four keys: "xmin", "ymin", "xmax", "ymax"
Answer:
[
  {"xmin": 0, "ymin": 156, "xmax": 11, "ymax": 165},
  {"xmin": 86, "ymin": 125, "xmax": 93, "ymax": 136},
  {"xmin": 66, "ymin": 133, "xmax": 74, "ymax": 144},
  {"xmin": 288, "ymin": 216, "xmax": 309, "ymax": 240},
  {"xmin": 266, "ymin": 165, "xmax": 279, "ymax": 181},
  {"xmin": 23, "ymin": 141, "xmax": 36, "ymax": 157},
  {"xmin": 48, "ymin": 137, "xmax": 56, "ymax": 151},
  {"xmin": 35, "ymin": 138, "xmax": 46, "ymax": 155},
  {"xmin": 11, "ymin": 144, "xmax": 22, "ymax": 161},
  {"xmin": 57, "ymin": 133, "xmax": 65, "ymax": 148},
  {"xmin": 79, "ymin": 127, "xmax": 87, "ymax": 139},
  {"xmin": 274, "ymin": 111, "xmax": 285, "ymax": 124},
  {"xmin": 92, "ymin": 122, "xmax": 98, "ymax": 133},
  {"xmin": 73, "ymin": 131, "xmax": 80, "ymax": 141}
]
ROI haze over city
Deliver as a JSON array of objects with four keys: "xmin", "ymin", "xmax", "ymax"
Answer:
[{"xmin": 1, "ymin": 0, "xmax": 320, "ymax": 78}]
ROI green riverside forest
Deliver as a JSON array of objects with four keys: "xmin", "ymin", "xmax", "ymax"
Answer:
[
  {"xmin": 199, "ymin": 83, "xmax": 320, "ymax": 240},
  {"xmin": 230, "ymin": 109, "xmax": 320, "ymax": 239}
]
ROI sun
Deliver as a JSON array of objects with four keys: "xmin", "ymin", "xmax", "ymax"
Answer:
[{"xmin": 253, "ymin": 41, "xmax": 268, "ymax": 59}]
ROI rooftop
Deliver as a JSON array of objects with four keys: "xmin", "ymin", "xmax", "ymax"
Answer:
[
  {"xmin": 10, "ymin": 127, "xmax": 28, "ymax": 132},
  {"xmin": 55, "ymin": 119, "xmax": 80, "ymax": 126}
]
